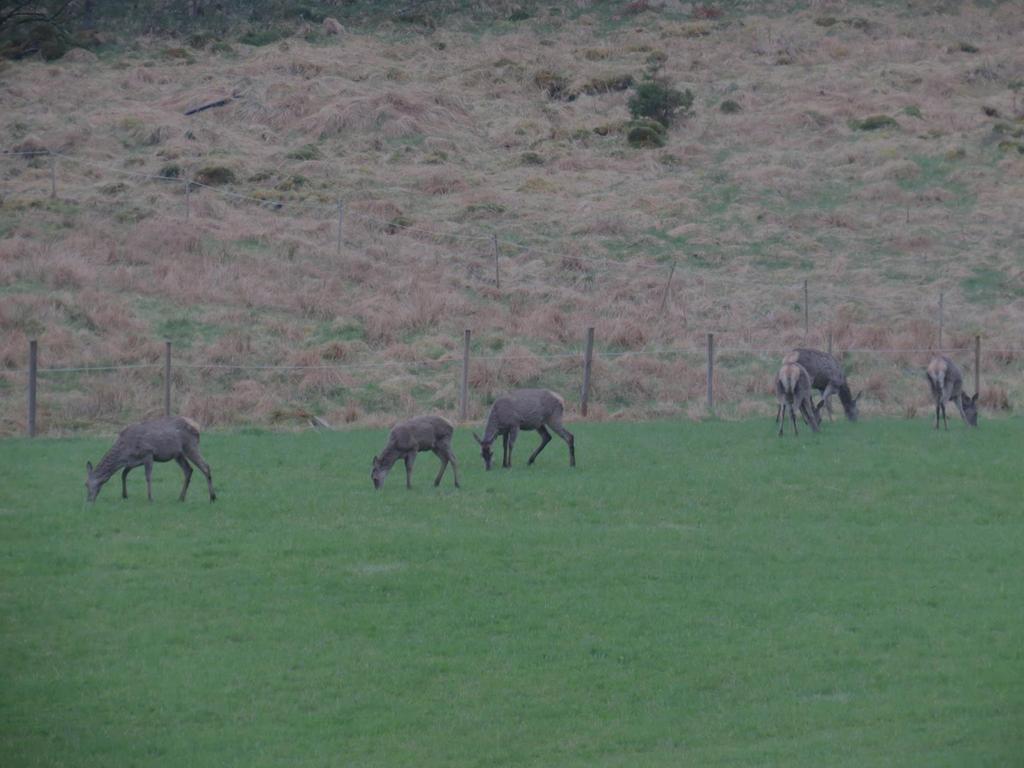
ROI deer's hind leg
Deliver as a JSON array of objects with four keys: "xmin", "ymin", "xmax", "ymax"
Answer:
[
  {"xmin": 505, "ymin": 426, "xmax": 520, "ymax": 468},
  {"xmin": 121, "ymin": 467, "xmax": 132, "ymax": 499},
  {"xmin": 144, "ymin": 456, "xmax": 154, "ymax": 502},
  {"xmin": 433, "ymin": 442, "xmax": 459, "ymax": 488},
  {"xmin": 176, "ymin": 455, "xmax": 193, "ymax": 501},
  {"xmin": 183, "ymin": 444, "xmax": 216, "ymax": 501},
  {"xmin": 527, "ymin": 426, "xmax": 552, "ymax": 465},
  {"xmin": 548, "ymin": 420, "xmax": 575, "ymax": 467}
]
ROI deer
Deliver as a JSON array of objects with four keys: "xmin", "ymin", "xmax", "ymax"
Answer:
[
  {"xmin": 85, "ymin": 416, "xmax": 215, "ymax": 503},
  {"xmin": 775, "ymin": 362, "xmax": 823, "ymax": 436},
  {"xmin": 371, "ymin": 415, "xmax": 460, "ymax": 490},
  {"xmin": 926, "ymin": 355, "xmax": 978, "ymax": 429},
  {"xmin": 474, "ymin": 388, "xmax": 575, "ymax": 470},
  {"xmin": 783, "ymin": 348, "xmax": 861, "ymax": 422}
]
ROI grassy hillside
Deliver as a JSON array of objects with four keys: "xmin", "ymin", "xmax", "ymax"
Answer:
[
  {"xmin": 1, "ymin": 1, "xmax": 1023, "ymax": 433},
  {"xmin": 2, "ymin": 419, "xmax": 1023, "ymax": 766}
]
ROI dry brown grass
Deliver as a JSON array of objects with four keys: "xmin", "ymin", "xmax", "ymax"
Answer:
[{"xmin": 1, "ymin": 2, "xmax": 1022, "ymax": 433}]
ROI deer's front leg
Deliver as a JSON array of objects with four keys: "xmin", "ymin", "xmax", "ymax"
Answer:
[
  {"xmin": 121, "ymin": 467, "xmax": 131, "ymax": 499},
  {"xmin": 144, "ymin": 457, "xmax": 154, "ymax": 501},
  {"xmin": 404, "ymin": 452, "xmax": 416, "ymax": 489}
]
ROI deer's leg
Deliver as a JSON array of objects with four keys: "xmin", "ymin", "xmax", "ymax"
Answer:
[
  {"xmin": 790, "ymin": 401, "xmax": 799, "ymax": 436},
  {"xmin": 501, "ymin": 432, "xmax": 509, "ymax": 468},
  {"xmin": 143, "ymin": 456, "xmax": 154, "ymax": 502},
  {"xmin": 432, "ymin": 448, "xmax": 448, "ymax": 487},
  {"xmin": 527, "ymin": 426, "xmax": 552, "ymax": 465},
  {"xmin": 176, "ymin": 455, "xmax": 193, "ymax": 501},
  {"xmin": 952, "ymin": 393, "xmax": 968, "ymax": 425},
  {"xmin": 934, "ymin": 398, "xmax": 940, "ymax": 429},
  {"xmin": 404, "ymin": 452, "xmax": 416, "ymax": 489},
  {"xmin": 183, "ymin": 445, "xmax": 216, "ymax": 501},
  {"xmin": 506, "ymin": 426, "xmax": 520, "ymax": 468},
  {"xmin": 820, "ymin": 384, "xmax": 835, "ymax": 421},
  {"xmin": 121, "ymin": 467, "xmax": 131, "ymax": 499},
  {"xmin": 941, "ymin": 401, "xmax": 949, "ymax": 430},
  {"xmin": 778, "ymin": 402, "xmax": 786, "ymax": 436},
  {"xmin": 549, "ymin": 421, "xmax": 575, "ymax": 467}
]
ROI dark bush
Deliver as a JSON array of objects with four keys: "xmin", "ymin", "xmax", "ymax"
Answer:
[
  {"xmin": 628, "ymin": 80, "xmax": 694, "ymax": 127},
  {"xmin": 850, "ymin": 115, "xmax": 900, "ymax": 131},
  {"xmin": 719, "ymin": 99, "xmax": 742, "ymax": 114},
  {"xmin": 195, "ymin": 166, "xmax": 236, "ymax": 186},
  {"xmin": 626, "ymin": 119, "xmax": 667, "ymax": 148}
]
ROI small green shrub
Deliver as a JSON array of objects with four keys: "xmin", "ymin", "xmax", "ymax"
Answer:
[
  {"xmin": 626, "ymin": 119, "xmax": 667, "ymax": 148},
  {"xmin": 195, "ymin": 166, "xmax": 236, "ymax": 186},
  {"xmin": 903, "ymin": 105, "xmax": 923, "ymax": 119},
  {"xmin": 815, "ymin": 16, "xmax": 838, "ymax": 27},
  {"xmin": 628, "ymin": 80, "xmax": 694, "ymax": 127},
  {"xmin": 286, "ymin": 144, "xmax": 321, "ymax": 161},
  {"xmin": 239, "ymin": 29, "xmax": 289, "ymax": 47},
  {"xmin": 508, "ymin": 10, "xmax": 530, "ymax": 22},
  {"xmin": 958, "ymin": 41, "xmax": 979, "ymax": 53},
  {"xmin": 158, "ymin": 164, "xmax": 181, "ymax": 179},
  {"xmin": 850, "ymin": 115, "xmax": 900, "ymax": 131},
  {"xmin": 519, "ymin": 152, "xmax": 544, "ymax": 166},
  {"xmin": 719, "ymin": 99, "xmax": 742, "ymax": 114}
]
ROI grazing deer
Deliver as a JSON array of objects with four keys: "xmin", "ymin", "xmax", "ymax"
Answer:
[
  {"xmin": 926, "ymin": 355, "xmax": 978, "ymax": 429},
  {"xmin": 784, "ymin": 348, "xmax": 861, "ymax": 422},
  {"xmin": 474, "ymin": 388, "xmax": 575, "ymax": 470},
  {"xmin": 371, "ymin": 415, "xmax": 459, "ymax": 490},
  {"xmin": 85, "ymin": 416, "xmax": 215, "ymax": 502},
  {"xmin": 775, "ymin": 362, "xmax": 823, "ymax": 436}
]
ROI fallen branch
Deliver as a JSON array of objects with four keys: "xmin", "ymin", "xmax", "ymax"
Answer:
[{"xmin": 184, "ymin": 98, "xmax": 231, "ymax": 116}]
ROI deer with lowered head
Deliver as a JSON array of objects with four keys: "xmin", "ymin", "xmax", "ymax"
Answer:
[
  {"xmin": 85, "ymin": 416, "xmax": 216, "ymax": 502},
  {"xmin": 474, "ymin": 388, "xmax": 575, "ymax": 470},
  {"xmin": 784, "ymin": 348, "xmax": 861, "ymax": 422},
  {"xmin": 371, "ymin": 415, "xmax": 460, "ymax": 490},
  {"xmin": 926, "ymin": 355, "xmax": 978, "ymax": 429},
  {"xmin": 775, "ymin": 362, "xmax": 823, "ymax": 437}
]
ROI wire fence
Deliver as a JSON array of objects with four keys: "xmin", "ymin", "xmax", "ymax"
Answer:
[{"xmin": 3, "ymin": 329, "xmax": 1019, "ymax": 437}]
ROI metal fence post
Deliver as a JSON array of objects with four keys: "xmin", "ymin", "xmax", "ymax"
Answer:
[
  {"xmin": 706, "ymin": 332, "xmax": 715, "ymax": 412},
  {"xmin": 28, "ymin": 339, "xmax": 37, "ymax": 437},
  {"xmin": 581, "ymin": 327, "xmax": 595, "ymax": 416},
  {"xmin": 459, "ymin": 329, "xmax": 471, "ymax": 421},
  {"xmin": 164, "ymin": 340, "xmax": 172, "ymax": 417}
]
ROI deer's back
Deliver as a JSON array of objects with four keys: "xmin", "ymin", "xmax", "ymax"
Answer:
[
  {"xmin": 786, "ymin": 348, "xmax": 845, "ymax": 390},
  {"xmin": 491, "ymin": 388, "xmax": 564, "ymax": 430},
  {"xmin": 927, "ymin": 355, "xmax": 962, "ymax": 396},
  {"xmin": 389, "ymin": 415, "xmax": 453, "ymax": 451},
  {"xmin": 777, "ymin": 362, "xmax": 810, "ymax": 397},
  {"xmin": 113, "ymin": 416, "xmax": 199, "ymax": 460}
]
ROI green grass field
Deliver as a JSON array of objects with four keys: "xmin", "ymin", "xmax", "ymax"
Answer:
[{"xmin": 2, "ymin": 419, "xmax": 1023, "ymax": 767}]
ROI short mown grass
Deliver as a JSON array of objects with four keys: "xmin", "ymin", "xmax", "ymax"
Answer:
[{"xmin": 2, "ymin": 419, "xmax": 1023, "ymax": 766}]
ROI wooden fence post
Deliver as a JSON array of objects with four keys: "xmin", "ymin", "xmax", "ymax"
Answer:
[
  {"xmin": 938, "ymin": 290, "xmax": 944, "ymax": 349},
  {"xmin": 803, "ymin": 279, "xmax": 809, "ymax": 339},
  {"xmin": 706, "ymin": 332, "xmax": 714, "ymax": 412},
  {"xmin": 164, "ymin": 340, "xmax": 172, "ymax": 417},
  {"xmin": 185, "ymin": 176, "xmax": 191, "ymax": 221},
  {"xmin": 492, "ymin": 234, "xmax": 500, "ymax": 290},
  {"xmin": 974, "ymin": 335, "xmax": 981, "ymax": 396},
  {"xmin": 28, "ymin": 339, "xmax": 37, "ymax": 438},
  {"xmin": 342, "ymin": 199, "xmax": 350, "ymax": 257},
  {"xmin": 581, "ymin": 327, "xmax": 595, "ymax": 416},
  {"xmin": 459, "ymin": 329, "xmax": 471, "ymax": 421}
]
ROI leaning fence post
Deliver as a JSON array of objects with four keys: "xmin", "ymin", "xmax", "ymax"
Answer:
[
  {"xmin": 706, "ymin": 332, "xmax": 715, "ymax": 412},
  {"xmin": 974, "ymin": 335, "xmax": 981, "ymax": 396},
  {"xmin": 581, "ymin": 327, "xmax": 595, "ymax": 417},
  {"xmin": 49, "ymin": 152, "xmax": 57, "ymax": 199},
  {"xmin": 27, "ymin": 339, "xmax": 37, "ymax": 438},
  {"xmin": 164, "ymin": 340, "xmax": 172, "ymax": 417},
  {"xmin": 492, "ymin": 234, "xmax": 500, "ymax": 290},
  {"xmin": 459, "ymin": 329, "xmax": 471, "ymax": 421}
]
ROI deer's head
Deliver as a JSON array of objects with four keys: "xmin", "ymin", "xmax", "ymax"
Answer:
[
  {"xmin": 473, "ymin": 433, "xmax": 494, "ymax": 470},
  {"xmin": 961, "ymin": 392, "xmax": 979, "ymax": 426},
  {"xmin": 845, "ymin": 391, "xmax": 863, "ymax": 422},
  {"xmin": 85, "ymin": 461, "xmax": 101, "ymax": 502},
  {"xmin": 370, "ymin": 455, "xmax": 389, "ymax": 489}
]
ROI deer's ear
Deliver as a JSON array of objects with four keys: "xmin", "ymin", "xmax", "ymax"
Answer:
[{"xmin": 86, "ymin": 461, "xmax": 93, "ymax": 475}]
